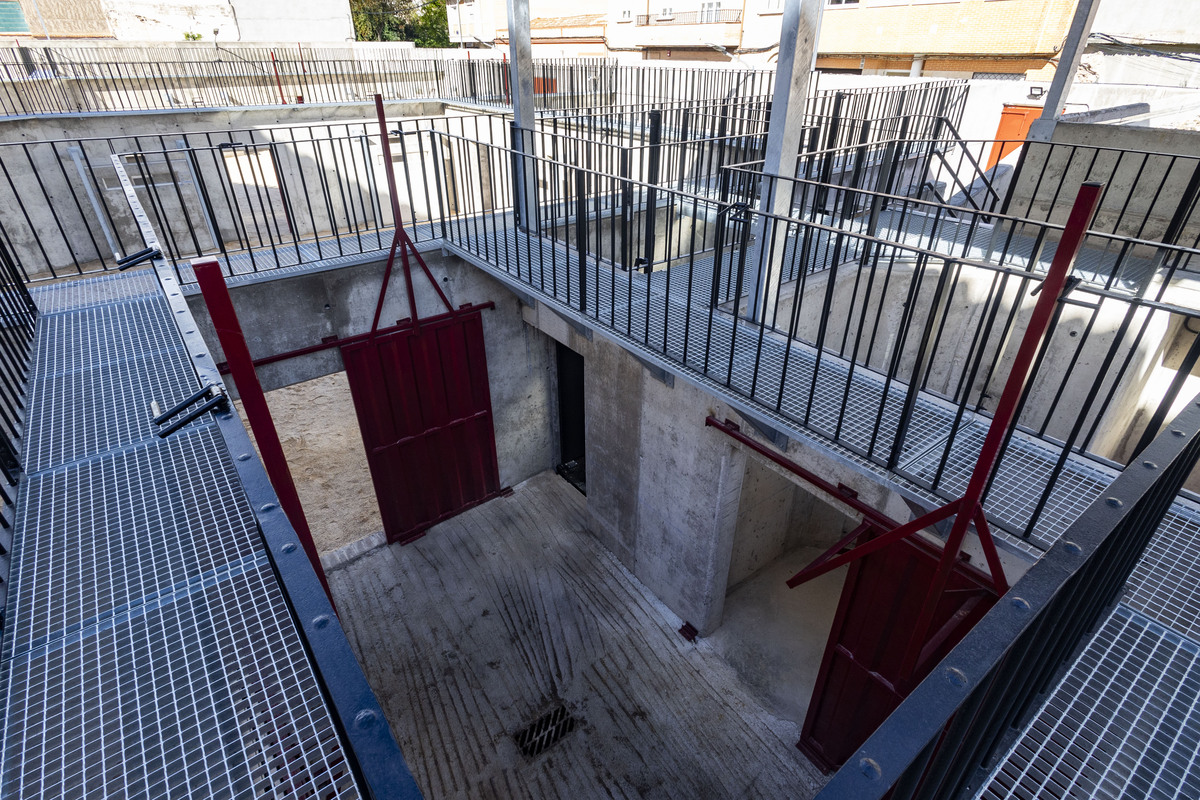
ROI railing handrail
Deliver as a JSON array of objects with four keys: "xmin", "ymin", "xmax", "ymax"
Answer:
[
  {"xmin": 635, "ymin": 8, "xmax": 743, "ymax": 24},
  {"xmin": 425, "ymin": 128, "xmax": 1049, "ymax": 281},
  {"xmin": 724, "ymin": 161, "xmax": 1200, "ymax": 264}
]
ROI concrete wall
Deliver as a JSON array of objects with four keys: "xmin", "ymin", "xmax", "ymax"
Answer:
[
  {"xmin": 184, "ymin": 247, "xmax": 557, "ymax": 490},
  {"xmin": 521, "ymin": 286, "xmax": 1031, "ymax": 635},
  {"xmin": 102, "ymin": 0, "xmax": 238, "ymax": 41},
  {"xmin": 1007, "ymin": 122, "xmax": 1200, "ymax": 242},
  {"xmin": 726, "ymin": 456, "xmax": 859, "ymax": 590},
  {"xmin": 229, "ymin": 0, "xmax": 354, "ymax": 43}
]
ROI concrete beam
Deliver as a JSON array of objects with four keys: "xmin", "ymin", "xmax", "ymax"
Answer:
[{"xmin": 1029, "ymin": 0, "xmax": 1102, "ymax": 142}]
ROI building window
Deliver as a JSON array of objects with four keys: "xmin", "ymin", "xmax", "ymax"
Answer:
[
  {"xmin": 621, "ymin": 8, "xmax": 631, "ymax": 17},
  {"xmin": 700, "ymin": 1, "xmax": 721, "ymax": 22},
  {"xmin": 826, "ymin": 0, "xmax": 858, "ymax": 5},
  {"xmin": 763, "ymin": 0, "xmax": 782, "ymax": 11},
  {"xmin": 660, "ymin": 6, "xmax": 673, "ymax": 15}
]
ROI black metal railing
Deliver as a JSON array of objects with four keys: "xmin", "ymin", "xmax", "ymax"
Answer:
[
  {"xmin": 724, "ymin": 135, "xmax": 1200, "ymax": 504},
  {"xmin": 0, "ymin": 96, "xmax": 761, "ymax": 283},
  {"xmin": 635, "ymin": 9, "xmax": 743, "ymax": 25},
  {"xmin": 803, "ymin": 79, "xmax": 969, "ymax": 151},
  {"xmin": 0, "ymin": 48, "xmax": 774, "ymax": 117},
  {"xmin": 814, "ymin": 391, "xmax": 1200, "ymax": 800},
  {"xmin": 427, "ymin": 130, "xmax": 1200, "ymax": 549},
  {"xmin": 71, "ymin": 101, "xmax": 767, "ymax": 287},
  {"xmin": 0, "ymin": 236, "xmax": 38, "ymax": 627}
]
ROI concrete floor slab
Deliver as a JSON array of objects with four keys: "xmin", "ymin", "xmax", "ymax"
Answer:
[{"xmin": 326, "ymin": 472, "xmax": 825, "ymax": 799}]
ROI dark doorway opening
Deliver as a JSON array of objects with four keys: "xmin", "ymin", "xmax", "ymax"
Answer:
[{"xmin": 555, "ymin": 342, "xmax": 586, "ymax": 494}]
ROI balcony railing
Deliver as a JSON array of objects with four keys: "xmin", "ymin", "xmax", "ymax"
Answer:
[{"xmin": 635, "ymin": 9, "xmax": 742, "ymax": 25}]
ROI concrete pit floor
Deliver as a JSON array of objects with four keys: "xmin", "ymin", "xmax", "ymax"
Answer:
[{"xmin": 321, "ymin": 472, "xmax": 827, "ymax": 799}]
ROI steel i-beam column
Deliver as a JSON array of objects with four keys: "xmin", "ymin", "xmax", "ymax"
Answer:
[
  {"xmin": 506, "ymin": 0, "xmax": 538, "ymax": 232},
  {"xmin": 747, "ymin": 0, "xmax": 823, "ymax": 325},
  {"xmin": 1028, "ymin": 0, "xmax": 1100, "ymax": 141}
]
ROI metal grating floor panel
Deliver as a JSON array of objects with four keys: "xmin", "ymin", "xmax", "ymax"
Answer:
[
  {"xmin": 23, "ymin": 344, "xmax": 205, "ymax": 475},
  {"xmin": 1, "ymin": 270, "xmax": 365, "ymax": 800},
  {"xmin": 1126, "ymin": 501, "xmax": 1200, "ymax": 643},
  {"xmin": 29, "ymin": 269, "xmax": 160, "ymax": 315},
  {"xmin": 5, "ymin": 425, "xmax": 261, "ymax": 660},
  {"xmin": 32, "ymin": 297, "xmax": 187, "ymax": 379},
  {"xmin": 0, "ymin": 558, "xmax": 358, "ymax": 800},
  {"xmin": 978, "ymin": 604, "xmax": 1200, "ymax": 800}
]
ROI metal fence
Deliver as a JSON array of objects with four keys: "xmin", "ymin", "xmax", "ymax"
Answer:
[
  {"xmin": 426, "ymin": 128, "xmax": 1200, "ymax": 547},
  {"xmin": 0, "ymin": 97, "xmax": 767, "ymax": 284},
  {"xmin": 0, "ymin": 236, "xmax": 38, "ymax": 626},
  {"xmin": 814, "ymin": 390, "xmax": 1200, "ymax": 799},
  {"xmin": 724, "ymin": 131, "xmax": 1200, "ymax": 493},
  {"xmin": 803, "ymin": 79, "xmax": 969, "ymax": 151},
  {"xmin": 635, "ymin": 9, "xmax": 743, "ymax": 24},
  {"xmin": 0, "ymin": 48, "xmax": 774, "ymax": 116}
]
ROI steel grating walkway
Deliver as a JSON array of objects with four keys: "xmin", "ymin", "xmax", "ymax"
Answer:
[{"xmin": 2, "ymin": 270, "xmax": 364, "ymax": 799}]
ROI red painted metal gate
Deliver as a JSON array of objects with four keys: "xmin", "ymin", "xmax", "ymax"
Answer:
[
  {"xmin": 342, "ymin": 309, "xmax": 501, "ymax": 545},
  {"xmin": 798, "ymin": 535, "xmax": 997, "ymax": 771}
]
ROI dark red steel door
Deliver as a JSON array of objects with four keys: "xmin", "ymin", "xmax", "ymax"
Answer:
[
  {"xmin": 342, "ymin": 309, "xmax": 501, "ymax": 544},
  {"xmin": 799, "ymin": 534, "xmax": 998, "ymax": 772}
]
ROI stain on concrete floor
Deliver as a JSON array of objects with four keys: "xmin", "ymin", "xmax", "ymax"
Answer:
[{"xmin": 325, "ymin": 472, "xmax": 826, "ymax": 799}]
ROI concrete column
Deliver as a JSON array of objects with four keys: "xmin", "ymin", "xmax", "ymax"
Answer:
[
  {"xmin": 505, "ymin": 0, "xmax": 538, "ymax": 230},
  {"xmin": 747, "ymin": 0, "xmax": 823, "ymax": 323},
  {"xmin": 1028, "ymin": 0, "xmax": 1101, "ymax": 142}
]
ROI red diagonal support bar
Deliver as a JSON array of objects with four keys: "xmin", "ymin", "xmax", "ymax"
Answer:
[
  {"xmin": 193, "ymin": 258, "xmax": 334, "ymax": 608},
  {"xmin": 370, "ymin": 94, "xmax": 453, "ymax": 337},
  {"xmin": 895, "ymin": 180, "xmax": 1104, "ymax": 677}
]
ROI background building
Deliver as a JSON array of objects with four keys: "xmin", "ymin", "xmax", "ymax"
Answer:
[{"xmin": 0, "ymin": 0, "xmax": 355, "ymax": 41}]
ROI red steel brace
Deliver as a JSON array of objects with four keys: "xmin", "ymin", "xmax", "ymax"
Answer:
[
  {"xmin": 782, "ymin": 182, "xmax": 1105, "ymax": 677},
  {"xmin": 193, "ymin": 258, "xmax": 335, "ymax": 608},
  {"xmin": 370, "ymin": 94, "xmax": 454, "ymax": 335}
]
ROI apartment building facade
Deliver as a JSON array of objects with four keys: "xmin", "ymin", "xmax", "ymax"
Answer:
[{"xmin": 465, "ymin": 0, "xmax": 1080, "ymax": 77}]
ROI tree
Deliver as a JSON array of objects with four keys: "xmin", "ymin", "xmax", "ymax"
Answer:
[
  {"xmin": 351, "ymin": 0, "xmax": 450, "ymax": 47},
  {"xmin": 350, "ymin": 0, "xmax": 409, "ymax": 41},
  {"xmin": 412, "ymin": 0, "xmax": 450, "ymax": 48}
]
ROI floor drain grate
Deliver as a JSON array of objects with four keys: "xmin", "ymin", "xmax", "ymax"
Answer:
[{"xmin": 514, "ymin": 704, "xmax": 578, "ymax": 757}]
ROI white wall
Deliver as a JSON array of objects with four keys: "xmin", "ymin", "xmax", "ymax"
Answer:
[
  {"xmin": 1092, "ymin": 0, "xmax": 1200, "ymax": 44},
  {"xmin": 99, "ymin": 0, "xmax": 352, "ymax": 42},
  {"xmin": 102, "ymin": 0, "xmax": 237, "ymax": 41},
  {"xmin": 231, "ymin": 0, "xmax": 354, "ymax": 42}
]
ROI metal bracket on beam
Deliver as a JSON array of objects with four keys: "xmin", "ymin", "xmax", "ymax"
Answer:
[
  {"xmin": 738, "ymin": 411, "xmax": 790, "ymax": 451},
  {"xmin": 153, "ymin": 383, "xmax": 230, "ymax": 438},
  {"xmin": 632, "ymin": 353, "xmax": 673, "ymax": 388},
  {"xmin": 563, "ymin": 315, "xmax": 593, "ymax": 342}
]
